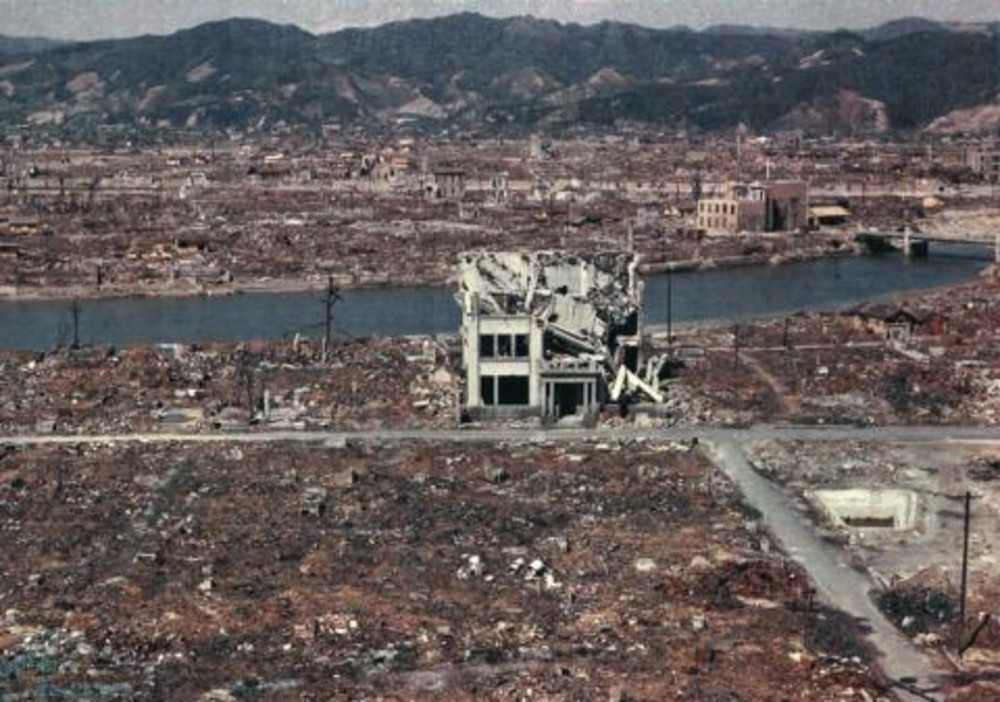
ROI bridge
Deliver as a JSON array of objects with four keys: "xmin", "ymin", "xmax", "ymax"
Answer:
[{"xmin": 861, "ymin": 228, "xmax": 1000, "ymax": 263}]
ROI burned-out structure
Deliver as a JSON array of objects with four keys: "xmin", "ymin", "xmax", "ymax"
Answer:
[
  {"xmin": 697, "ymin": 180, "xmax": 808, "ymax": 234},
  {"xmin": 456, "ymin": 251, "xmax": 645, "ymax": 420}
]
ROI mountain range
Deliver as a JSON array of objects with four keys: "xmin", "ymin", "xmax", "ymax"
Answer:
[{"xmin": 0, "ymin": 13, "xmax": 997, "ymax": 134}]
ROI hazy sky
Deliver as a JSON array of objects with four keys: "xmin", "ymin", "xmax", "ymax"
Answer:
[{"xmin": 3, "ymin": 0, "xmax": 999, "ymax": 40}]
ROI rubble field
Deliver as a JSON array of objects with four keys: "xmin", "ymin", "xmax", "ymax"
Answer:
[
  {"xmin": 1, "ymin": 272, "xmax": 997, "ymax": 439},
  {"xmin": 0, "ymin": 186, "xmax": 853, "ymax": 300},
  {"xmin": 746, "ymin": 439, "xmax": 1000, "ymax": 697},
  {"xmin": 1, "ymin": 440, "xmax": 888, "ymax": 700},
  {"xmin": 669, "ymin": 275, "xmax": 1000, "ymax": 427},
  {"xmin": 0, "ymin": 337, "xmax": 459, "ymax": 436},
  {"xmin": 2, "ymin": 270, "xmax": 997, "ymax": 437},
  {"xmin": 1, "ymin": 134, "xmax": 943, "ymax": 300}
]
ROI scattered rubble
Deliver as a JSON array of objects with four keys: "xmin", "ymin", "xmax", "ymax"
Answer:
[
  {"xmin": 4, "ymin": 132, "xmax": 984, "ymax": 301},
  {"xmin": 667, "ymin": 274, "xmax": 1000, "ymax": 427},
  {"xmin": 0, "ymin": 336, "xmax": 458, "ymax": 435},
  {"xmin": 746, "ymin": 438, "xmax": 1000, "ymax": 691},
  {"xmin": 0, "ymin": 440, "xmax": 889, "ymax": 700}
]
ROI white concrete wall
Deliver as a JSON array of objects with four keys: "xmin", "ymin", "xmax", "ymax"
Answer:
[{"xmin": 463, "ymin": 309, "xmax": 542, "ymax": 409}]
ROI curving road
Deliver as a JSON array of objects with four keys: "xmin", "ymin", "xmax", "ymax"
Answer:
[{"xmin": 703, "ymin": 439, "xmax": 946, "ymax": 702}]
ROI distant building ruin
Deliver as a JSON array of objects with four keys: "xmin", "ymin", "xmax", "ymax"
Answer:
[
  {"xmin": 489, "ymin": 172, "xmax": 509, "ymax": 204},
  {"xmin": 697, "ymin": 180, "xmax": 807, "ymax": 234},
  {"xmin": 429, "ymin": 167, "xmax": 467, "ymax": 201},
  {"xmin": 456, "ymin": 251, "xmax": 649, "ymax": 420},
  {"xmin": 965, "ymin": 143, "xmax": 1000, "ymax": 183}
]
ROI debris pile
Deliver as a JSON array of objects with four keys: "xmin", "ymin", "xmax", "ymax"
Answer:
[{"xmin": 876, "ymin": 568, "xmax": 958, "ymax": 638}]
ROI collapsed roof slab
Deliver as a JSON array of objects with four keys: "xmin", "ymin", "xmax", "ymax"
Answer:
[{"xmin": 457, "ymin": 250, "xmax": 640, "ymax": 335}]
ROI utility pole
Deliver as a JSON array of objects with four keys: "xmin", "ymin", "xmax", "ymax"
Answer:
[
  {"xmin": 666, "ymin": 265, "xmax": 674, "ymax": 350},
  {"xmin": 958, "ymin": 490, "xmax": 972, "ymax": 657},
  {"xmin": 70, "ymin": 298, "xmax": 81, "ymax": 350},
  {"xmin": 322, "ymin": 276, "xmax": 341, "ymax": 364},
  {"xmin": 732, "ymin": 324, "xmax": 741, "ymax": 370},
  {"xmin": 234, "ymin": 348, "xmax": 256, "ymax": 411}
]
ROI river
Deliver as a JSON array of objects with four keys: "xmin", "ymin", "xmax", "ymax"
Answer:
[{"xmin": 0, "ymin": 250, "xmax": 990, "ymax": 351}]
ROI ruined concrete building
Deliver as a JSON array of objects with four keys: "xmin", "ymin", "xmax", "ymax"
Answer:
[
  {"xmin": 965, "ymin": 141, "xmax": 1000, "ymax": 183},
  {"xmin": 697, "ymin": 180, "xmax": 808, "ymax": 233},
  {"xmin": 456, "ymin": 251, "xmax": 648, "ymax": 420},
  {"xmin": 429, "ymin": 167, "xmax": 467, "ymax": 201}
]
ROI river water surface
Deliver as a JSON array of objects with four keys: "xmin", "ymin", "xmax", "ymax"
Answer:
[{"xmin": 0, "ymin": 250, "xmax": 989, "ymax": 351}]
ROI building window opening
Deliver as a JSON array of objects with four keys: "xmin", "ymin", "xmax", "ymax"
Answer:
[
  {"xmin": 497, "ymin": 376, "xmax": 530, "ymax": 405},
  {"xmin": 480, "ymin": 334, "xmax": 495, "ymax": 358},
  {"xmin": 514, "ymin": 334, "xmax": 529, "ymax": 358},
  {"xmin": 497, "ymin": 334, "xmax": 513, "ymax": 357}
]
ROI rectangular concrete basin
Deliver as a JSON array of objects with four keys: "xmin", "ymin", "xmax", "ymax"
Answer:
[{"xmin": 811, "ymin": 488, "xmax": 918, "ymax": 531}]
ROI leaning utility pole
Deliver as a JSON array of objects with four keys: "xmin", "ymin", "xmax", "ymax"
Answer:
[{"xmin": 322, "ymin": 276, "xmax": 341, "ymax": 364}]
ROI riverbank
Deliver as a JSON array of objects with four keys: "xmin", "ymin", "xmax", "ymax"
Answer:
[
  {"xmin": 638, "ymin": 240, "xmax": 858, "ymax": 275},
  {"xmin": 2, "ymin": 272, "xmax": 997, "ymax": 437},
  {"xmin": 0, "ymin": 239, "xmax": 864, "ymax": 303}
]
